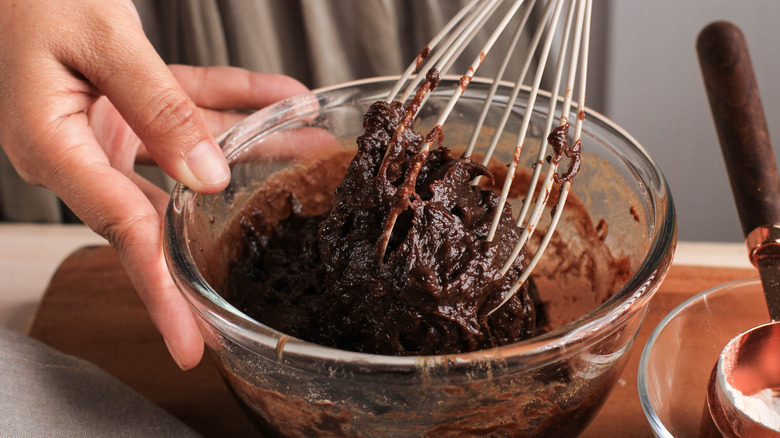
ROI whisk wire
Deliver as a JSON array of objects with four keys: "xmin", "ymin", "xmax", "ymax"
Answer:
[
  {"xmin": 405, "ymin": 0, "xmax": 501, "ymax": 101},
  {"xmin": 491, "ymin": 0, "xmax": 592, "ymax": 314},
  {"xmin": 406, "ymin": 0, "xmax": 528, "ymax": 130},
  {"xmin": 500, "ymin": 0, "xmax": 585, "ymax": 264},
  {"xmin": 464, "ymin": 0, "xmax": 540, "ymax": 161},
  {"xmin": 385, "ymin": 0, "xmax": 483, "ymax": 103},
  {"xmin": 376, "ymin": 0, "xmax": 530, "ymax": 258},
  {"xmin": 388, "ymin": 0, "xmax": 499, "ymax": 104},
  {"xmin": 514, "ymin": 0, "xmax": 580, "ymax": 227},
  {"xmin": 486, "ymin": 0, "xmax": 566, "ymax": 242},
  {"xmin": 376, "ymin": 0, "xmax": 591, "ymax": 314}
]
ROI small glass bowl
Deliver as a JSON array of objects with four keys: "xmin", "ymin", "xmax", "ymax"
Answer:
[
  {"xmin": 639, "ymin": 278, "xmax": 771, "ymax": 437},
  {"xmin": 165, "ymin": 76, "xmax": 676, "ymax": 437}
]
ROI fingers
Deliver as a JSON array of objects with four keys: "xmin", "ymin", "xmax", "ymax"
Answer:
[
  {"xmin": 39, "ymin": 113, "xmax": 204, "ymax": 370},
  {"xmin": 109, "ymin": 105, "xmax": 283, "ymax": 166},
  {"xmin": 130, "ymin": 172, "xmax": 171, "ymax": 218},
  {"xmin": 200, "ymin": 109, "xmax": 254, "ymax": 141},
  {"xmin": 0, "ymin": 0, "xmax": 317, "ymax": 374},
  {"xmin": 87, "ymin": 65, "xmax": 311, "ymax": 169},
  {"xmin": 170, "ymin": 65, "xmax": 309, "ymax": 111},
  {"xmin": 89, "ymin": 93, "xmax": 248, "ymax": 168},
  {"xmin": 56, "ymin": 3, "xmax": 230, "ymax": 194},
  {"xmin": 0, "ymin": 0, "xmax": 206, "ymax": 369}
]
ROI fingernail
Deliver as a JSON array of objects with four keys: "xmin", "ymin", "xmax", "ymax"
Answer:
[
  {"xmin": 186, "ymin": 140, "xmax": 230, "ymax": 186},
  {"xmin": 164, "ymin": 336, "xmax": 188, "ymax": 370}
]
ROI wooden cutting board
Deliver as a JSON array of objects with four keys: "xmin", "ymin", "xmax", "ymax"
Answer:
[{"xmin": 27, "ymin": 245, "xmax": 757, "ymax": 437}]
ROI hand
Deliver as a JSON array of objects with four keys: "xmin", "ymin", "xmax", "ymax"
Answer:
[{"xmin": 0, "ymin": 0, "xmax": 307, "ymax": 369}]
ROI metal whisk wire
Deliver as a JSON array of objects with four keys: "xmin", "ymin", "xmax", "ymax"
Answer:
[{"xmin": 378, "ymin": 0, "xmax": 592, "ymax": 314}]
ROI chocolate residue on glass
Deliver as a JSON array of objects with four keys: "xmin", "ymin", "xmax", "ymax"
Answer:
[{"xmin": 548, "ymin": 122, "xmax": 581, "ymax": 184}]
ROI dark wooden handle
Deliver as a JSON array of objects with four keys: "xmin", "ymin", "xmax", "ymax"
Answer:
[{"xmin": 697, "ymin": 21, "xmax": 780, "ymax": 237}]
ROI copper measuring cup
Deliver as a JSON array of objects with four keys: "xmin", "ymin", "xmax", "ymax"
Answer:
[{"xmin": 698, "ymin": 20, "xmax": 780, "ymax": 437}]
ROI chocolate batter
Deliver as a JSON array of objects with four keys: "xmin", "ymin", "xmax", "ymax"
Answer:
[{"xmin": 225, "ymin": 72, "xmax": 571, "ymax": 356}]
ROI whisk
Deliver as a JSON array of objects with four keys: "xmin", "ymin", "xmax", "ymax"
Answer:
[{"xmin": 377, "ymin": 0, "xmax": 592, "ymax": 314}]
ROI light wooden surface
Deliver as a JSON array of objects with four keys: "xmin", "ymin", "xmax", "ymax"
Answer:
[{"xmin": 19, "ymin": 237, "xmax": 758, "ymax": 437}]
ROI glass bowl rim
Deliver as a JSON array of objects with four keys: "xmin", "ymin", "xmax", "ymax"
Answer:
[{"xmin": 165, "ymin": 75, "xmax": 677, "ymax": 377}]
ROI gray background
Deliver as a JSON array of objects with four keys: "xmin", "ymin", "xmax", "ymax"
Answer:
[{"xmin": 595, "ymin": 1, "xmax": 780, "ymax": 242}]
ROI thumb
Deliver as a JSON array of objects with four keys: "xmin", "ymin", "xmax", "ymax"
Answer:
[{"xmin": 64, "ymin": 6, "xmax": 230, "ymax": 193}]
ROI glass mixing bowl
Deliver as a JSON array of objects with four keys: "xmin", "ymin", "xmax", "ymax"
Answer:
[
  {"xmin": 638, "ymin": 278, "xmax": 770, "ymax": 437},
  {"xmin": 164, "ymin": 77, "xmax": 676, "ymax": 437}
]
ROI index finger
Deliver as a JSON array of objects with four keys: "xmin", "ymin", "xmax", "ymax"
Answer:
[{"xmin": 56, "ymin": 2, "xmax": 229, "ymax": 194}]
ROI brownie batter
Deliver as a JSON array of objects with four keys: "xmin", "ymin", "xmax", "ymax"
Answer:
[
  {"xmin": 206, "ymin": 76, "xmax": 639, "ymax": 437},
  {"xmin": 224, "ymin": 71, "xmax": 576, "ymax": 356}
]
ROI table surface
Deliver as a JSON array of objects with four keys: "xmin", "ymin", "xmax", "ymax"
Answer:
[
  {"xmin": 0, "ymin": 223, "xmax": 761, "ymax": 436},
  {"xmin": 1, "ymin": 222, "xmax": 754, "ymax": 333}
]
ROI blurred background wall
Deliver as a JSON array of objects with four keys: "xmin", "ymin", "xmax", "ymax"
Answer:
[{"xmin": 599, "ymin": 1, "xmax": 780, "ymax": 242}]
